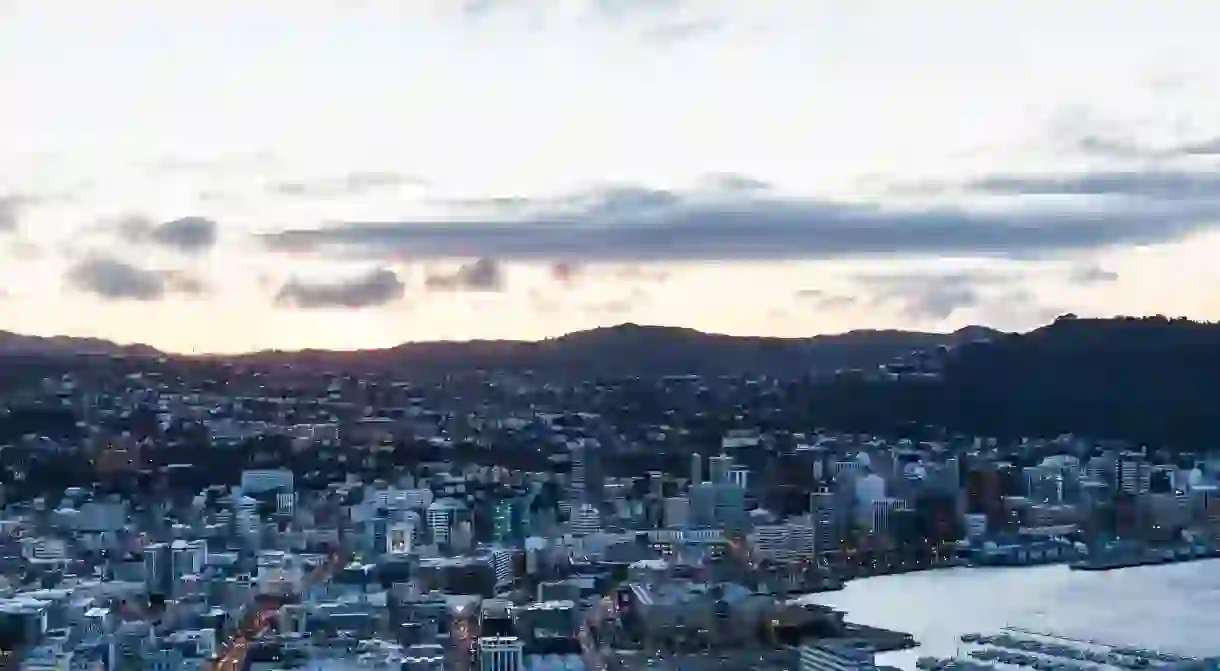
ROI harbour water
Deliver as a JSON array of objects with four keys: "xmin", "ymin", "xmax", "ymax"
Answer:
[{"xmin": 808, "ymin": 559, "xmax": 1220, "ymax": 670}]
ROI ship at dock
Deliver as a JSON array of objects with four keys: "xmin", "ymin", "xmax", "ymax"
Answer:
[{"xmin": 913, "ymin": 627, "xmax": 1214, "ymax": 671}]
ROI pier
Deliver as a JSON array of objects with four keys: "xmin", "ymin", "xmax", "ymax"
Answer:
[{"xmin": 915, "ymin": 627, "xmax": 1209, "ymax": 671}]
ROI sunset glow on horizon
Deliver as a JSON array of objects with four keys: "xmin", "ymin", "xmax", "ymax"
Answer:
[{"xmin": 5, "ymin": 0, "xmax": 1220, "ymax": 353}]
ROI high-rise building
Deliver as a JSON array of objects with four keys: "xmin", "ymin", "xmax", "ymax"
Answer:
[
  {"xmin": 690, "ymin": 453, "xmax": 703, "ymax": 485},
  {"xmin": 569, "ymin": 440, "xmax": 604, "ymax": 505},
  {"xmin": 648, "ymin": 471, "xmax": 664, "ymax": 498},
  {"xmin": 690, "ymin": 482, "xmax": 716, "ymax": 527},
  {"xmin": 709, "ymin": 454, "xmax": 733, "ymax": 485},
  {"xmin": 809, "ymin": 490, "xmax": 838, "ymax": 555},
  {"xmin": 1119, "ymin": 454, "xmax": 1152, "ymax": 496},
  {"xmin": 728, "ymin": 466, "xmax": 749, "ymax": 490},
  {"xmin": 276, "ymin": 491, "xmax": 296, "ymax": 516},
  {"xmin": 427, "ymin": 499, "xmax": 464, "ymax": 546},
  {"xmin": 387, "ymin": 522, "xmax": 414, "ymax": 555},
  {"xmin": 714, "ymin": 483, "xmax": 746, "ymax": 528},
  {"xmin": 233, "ymin": 494, "xmax": 260, "ymax": 539},
  {"xmin": 477, "ymin": 636, "xmax": 523, "ymax": 671},
  {"xmin": 570, "ymin": 503, "xmax": 601, "ymax": 536},
  {"xmin": 240, "ymin": 469, "xmax": 294, "ymax": 495},
  {"xmin": 493, "ymin": 497, "xmax": 529, "ymax": 544},
  {"xmin": 143, "ymin": 543, "xmax": 171, "ymax": 596},
  {"xmin": 663, "ymin": 496, "xmax": 690, "ymax": 528},
  {"xmin": 799, "ymin": 642, "xmax": 876, "ymax": 671},
  {"xmin": 170, "ymin": 539, "xmax": 207, "ymax": 585}
]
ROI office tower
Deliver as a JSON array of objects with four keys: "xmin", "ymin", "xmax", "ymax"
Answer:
[
  {"xmin": 809, "ymin": 490, "xmax": 837, "ymax": 555},
  {"xmin": 240, "ymin": 469, "xmax": 294, "ymax": 495},
  {"xmin": 690, "ymin": 453, "xmax": 703, "ymax": 485},
  {"xmin": 427, "ymin": 498, "xmax": 464, "ymax": 546},
  {"xmin": 570, "ymin": 503, "xmax": 601, "ymax": 536},
  {"xmin": 664, "ymin": 496, "xmax": 690, "ymax": 528},
  {"xmin": 276, "ymin": 490, "xmax": 296, "ymax": 516},
  {"xmin": 143, "ymin": 543, "xmax": 171, "ymax": 596},
  {"xmin": 709, "ymin": 454, "xmax": 732, "ymax": 485},
  {"xmin": 233, "ymin": 494, "xmax": 259, "ymax": 539},
  {"xmin": 714, "ymin": 483, "xmax": 746, "ymax": 529},
  {"xmin": 170, "ymin": 540, "xmax": 207, "ymax": 592},
  {"xmin": 648, "ymin": 471, "xmax": 664, "ymax": 498},
  {"xmin": 690, "ymin": 482, "xmax": 716, "ymax": 527},
  {"xmin": 478, "ymin": 636, "xmax": 523, "ymax": 671},
  {"xmin": 1119, "ymin": 454, "xmax": 1152, "ymax": 496},
  {"xmin": 387, "ymin": 522, "xmax": 414, "ymax": 554},
  {"xmin": 569, "ymin": 439, "xmax": 604, "ymax": 505},
  {"xmin": 493, "ymin": 499, "xmax": 528, "ymax": 545},
  {"xmin": 728, "ymin": 466, "xmax": 749, "ymax": 490}
]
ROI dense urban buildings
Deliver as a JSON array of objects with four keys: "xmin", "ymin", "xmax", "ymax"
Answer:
[{"xmin": 1, "ymin": 318, "xmax": 1220, "ymax": 669}]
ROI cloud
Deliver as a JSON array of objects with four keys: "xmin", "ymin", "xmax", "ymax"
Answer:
[
  {"xmin": 424, "ymin": 258, "xmax": 504, "ymax": 292},
  {"xmin": 795, "ymin": 289, "xmax": 857, "ymax": 310},
  {"xmin": 1074, "ymin": 135, "xmax": 1220, "ymax": 159},
  {"xmin": 616, "ymin": 265, "xmax": 671, "ymax": 282},
  {"xmin": 146, "ymin": 152, "xmax": 276, "ymax": 176},
  {"xmin": 640, "ymin": 18, "xmax": 719, "ymax": 44},
  {"xmin": 1174, "ymin": 137, "xmax": 1220, "ymax": 156},
  {"xmin": 1047, "ymin": 104, "xmax": 1220, "ymax": 160},
  {"xmin": 0, "ymin": 195, "xmax": 35, "ymax": 232},
  {"xmin": 702, "ymin": 173, "xmax": 771, "ymax": 193},
  {"xmin": 119, "ymin": 216, "xmax": 219, "ymax": 255},
  {"xmin": 274, "ymin": 268, "xmax": 405, "ymax": 309},
  {"xmin": 584, "ymin": 287, "xmax": 649, "ymax": 315},
  {"xmin": 462, "ymin": 0, "xmax": 719, "ymax": 44},
  {"xmin": 65, "ymin": 257, "xmax": 181, "ymax": 301},
  {"xmin": 1072, "ymin": 135, "xmax": 1156, "ymax": 161},
  {"xmin": 461, "ymin": 0, "xmax": 498, "ymax": 16},
  {"xmin": 551, "ymin": 261, "xmax": 580, "ymax": 284},
  {"xmin": 0, "ymin": 199, "xmax": 18, "ymax": 232},
  {"xmin": 971, "ymin": 170, "xmax": 1220, "ymax": 198},
  {"xmin": 855, "ymin": 270, "xmax": 1020, "ymax": 321},
  {"xmin": 166, "ymin": 271, "xmax": 208, "ymax": 295},
  {"xmin": 1068, "ymin": 264, "xmax": 1119, "ymax": 284},
  {"xmin": 260, "ymin": 175, "xmax": 1220, "ymax": 263},
  {"xmin": 1064, "ymin": 126, "xmax": 1220, "ymax": 160},
  {"xmin": 270, "ymin": 171, "xmax": 423, "ymax": 198},
  {"xmin": 462, "ymin": 0, "xmax": 688, "ymax": 24},
  {"xmin": 592, "ymin": 0, "xmax": 683, "ymax": 20}
]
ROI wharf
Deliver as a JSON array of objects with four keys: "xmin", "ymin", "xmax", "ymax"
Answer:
[
  {"xmin": 943, "ymin": 626, "xmax": 1201, "ymax": 671},
  {"xmin": 1071, "ymin": 546, "xmax": 1220, "ymax": 572},
  {"xmin": 828, "ymin": 622, "xmax": 918, "ymax": 653}
]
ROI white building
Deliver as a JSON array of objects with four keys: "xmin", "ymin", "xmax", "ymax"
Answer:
[
  {"xmin": 276, "ymin": 491, "xmax": 296, "ymax": 516},
  {"xmin": 663, "ymin": 497, "xmax": 689, "ymax": 528},
  {"xmin": 427, "ymin": 498, "xmax": 464, "ymax": 546},
  {"xmin": 799, "ymin": 642, "xmax": 877, "ymax": 671},
  {"xmin": 234, "ymin": 495, "xmax": 260, "ymax": 538},
  {"xmin": 387, "ymin": 522, "xmax": 414, "ymax": 555},
  {"xmin": 240, "ymin": 469, "xmax": 294, "ymax": 495},
  {"xmin": 478, "ymin": 636, "xmax": 524, "ymax": 671},
  {"xmin": 569, "ymin": 503, "xmax": 601, "ymax": 537}
]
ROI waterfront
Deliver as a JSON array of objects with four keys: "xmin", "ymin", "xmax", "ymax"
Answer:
[{"xmin": 808, "ymin": 559, "xmax": 1220, "ymax": 670}]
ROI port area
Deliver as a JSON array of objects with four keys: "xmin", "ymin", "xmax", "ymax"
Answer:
[
  {"xmin": 828, "ymin": 622, "xmax": 919, "ymax": 653},
  {"xmin": 1070, "ymin": 542, "xmax": 1220, "ymax": 571},
  {"xmin": 613, "ymin": 648, "xmax": 796, "ymax": 671},
  {"xmin": 916, "ymin": 627, "xmax": 1209, "ymax": 671}
]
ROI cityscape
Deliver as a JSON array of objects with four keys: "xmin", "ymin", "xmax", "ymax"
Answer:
[
  {"xmin": 6, "ymin": 1, "xmax": 1220, "ymax": 670},
  {"xmin": 0, "ymin": 319, "xmax": 1219, "ymax": 671}
]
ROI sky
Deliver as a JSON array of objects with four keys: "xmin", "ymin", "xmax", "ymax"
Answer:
[{"xmin": 4, "ymin": 0, "xmax": 1220, "ymax": 353}]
